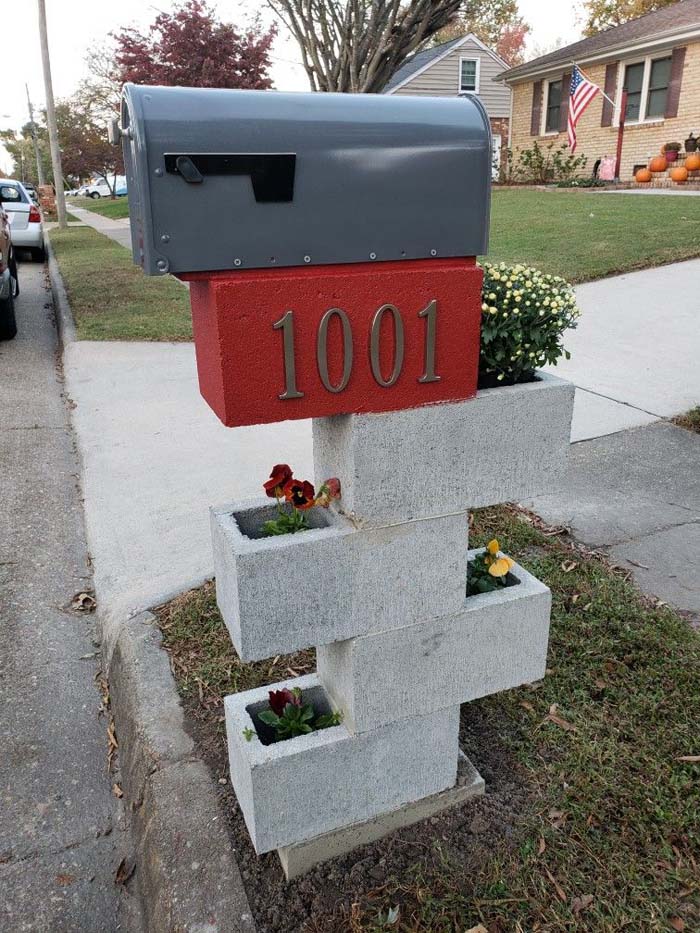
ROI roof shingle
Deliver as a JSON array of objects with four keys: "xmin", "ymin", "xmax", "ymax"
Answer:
[{"xmin": 501, "ymin": 0, "xmax": 700, "ymax": 82}]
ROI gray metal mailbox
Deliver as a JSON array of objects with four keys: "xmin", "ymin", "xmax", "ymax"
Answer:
[{"xmin": 118, "ymin": 83, "xmax": 491, "ymax": 276}]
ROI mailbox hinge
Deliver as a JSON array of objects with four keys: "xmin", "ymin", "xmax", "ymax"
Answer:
[{"xmin": 163, "ymin": 153, "xmax": 296, "ymax": 202}]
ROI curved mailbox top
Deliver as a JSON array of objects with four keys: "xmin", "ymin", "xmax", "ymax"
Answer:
[{"xmin": 121, "ymin": 83, "xmax": 491, "ymax": 276}]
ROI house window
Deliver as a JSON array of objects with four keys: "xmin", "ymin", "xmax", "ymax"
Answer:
[
  {"xmin": 545, "ymin": 80, "xmax": 562, "ymax": 133},
  {"xmin": 459, "ymin": 58, "xmax": 479, "ymax": 93},
  {"xmin": 646, "ymin": 56, "xmax": 672, "ymax": 117},
  {"xmin": 623, "ymin": 62, "xmax": 645, "ymax": 121},
  {"xmin": 623, "ymin": 55, "xmax": 671, "ymax": 122}
]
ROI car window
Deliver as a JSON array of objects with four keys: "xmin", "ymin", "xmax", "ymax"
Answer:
[{"xmin": 0, "ymin": 185, "xmax": 26, "ymax": 204}]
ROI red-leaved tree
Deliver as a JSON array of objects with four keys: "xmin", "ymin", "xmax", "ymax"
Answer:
[{"xmin": 112, "ymin": 0, "xmax": 276, "ymax": 89}]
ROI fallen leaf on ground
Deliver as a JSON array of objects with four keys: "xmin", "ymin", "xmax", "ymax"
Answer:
[
  {"xmin": 670, "ymin": 918, "xmax": 685, "ymax": 931},
  {"xmin": 561, "ymin": 560, "xmax": 578, "ymax": 572},
  {"xmin": 71, "ymin": 591, "xmax": 96, "ymax": 612},
  {"xmin": 571, "ymin": 894, "xmax": 594, "ymax": 916},
  {"xmin": 520, "ymin": 700, "xmax": 535, "ymax": 714},
  {"xmin": 676, "ymin": 756, "xmax": 700, "ymax": 763},
  {"xmin": 544, "ymin": 704, "xmax": 578, "ymax": 733},
  {"xmin": 111, "ymin": 783, "xmax": 123, "ymax": 799},
  {"xmin": 548, "ymin": 809, "xmax": 567, "ymax": 830},
  {"xmin": 465, "ymin": 926, "xmax": 488, "ymax": 933},
  {"xmin": 537, "ymin": 836, "xmax": 546, "ymax": 855},
  {"xmin": 543, "ymin": 865, "xmax": 567, "ymax": 902},
  {"xmin": 115, "ymin": 857, "xmax": 135, "ymax": 886}
]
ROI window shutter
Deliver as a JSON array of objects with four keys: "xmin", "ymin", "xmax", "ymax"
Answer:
[
  {"xmin": 559, "ymin": 72, "xmax": 571, "ymax": 132},
  {"xmin": 530, "ymin": 81, "xmax": 543, "ymax": 135},
  {"xmin": 665, "ymin": 46, "xmax": 686, "ymax": 118},
  {"xmin": 601, "ymin": 63, "xmax": 618, "ymax": 126}
]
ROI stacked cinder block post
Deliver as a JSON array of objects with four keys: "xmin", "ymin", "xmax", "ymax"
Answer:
[{"xmin": 215, "ymin": 372, "xmax": 574, "ymax": 872}]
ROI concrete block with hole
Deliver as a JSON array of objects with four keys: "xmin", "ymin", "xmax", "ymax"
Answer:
[
  {"xmin": 225, "ymin": 673, "xmax": 460, "ymax": 853},
  {"xmin": 211, "ymin": 498, "xmax": 467, "ymax": 661},
  {"xmin": 318, "ymin": 551, "xmax": 551, "ymax": 733},
  {"xmin": 312, "ymin": 371, "xmax": 574, "ymax": 525}
]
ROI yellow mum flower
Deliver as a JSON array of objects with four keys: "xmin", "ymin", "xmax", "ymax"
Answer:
[{"xmin": 488, "ymin": 556, "xmax": 515, "ymax": 578}]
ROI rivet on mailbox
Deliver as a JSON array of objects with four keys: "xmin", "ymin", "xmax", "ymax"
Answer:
[{"xmin": 118, "ymin": 84, "xmax": 491, "ymax": 427}]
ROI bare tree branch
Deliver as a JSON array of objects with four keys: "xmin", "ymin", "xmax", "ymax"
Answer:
[{"xmin": 266, "ymin": 0, "xmax": 462, "ymax": 92}]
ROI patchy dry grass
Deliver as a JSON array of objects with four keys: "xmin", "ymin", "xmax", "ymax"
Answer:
[
  {"xmin": 155, "ymin": 505, "xmax": 700, "ymax": 932},
  {"xmin": 672, "ymin": 407, "xmax": 700, "ymax": 435},
  {"xmin": 48, "ymin": 225, "xmax": 192, "ymax": 341}
]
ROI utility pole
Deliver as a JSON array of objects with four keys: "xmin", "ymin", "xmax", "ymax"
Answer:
[
  {"xmin": 25, "ymin": 84, "xmax": 46, "ymax": 187},
  {"xmin": 37, "ymin": 0, "xmax": 67, "ymax": 228}
]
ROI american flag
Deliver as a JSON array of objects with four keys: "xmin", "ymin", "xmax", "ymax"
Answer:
[{"xmin": 567, "ymin": 65, "xmax": 601, "ymax": 151}]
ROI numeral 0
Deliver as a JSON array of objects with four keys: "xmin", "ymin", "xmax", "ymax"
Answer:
[{"xmin": 274, "ymin": 300, "xmax": 439, "ymax": 400}]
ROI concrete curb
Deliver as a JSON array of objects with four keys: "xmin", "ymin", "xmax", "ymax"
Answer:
[
  {"xmin": 109, "ymin": 610, "xmax": 257, "ymax": 933},
  {"xmin": 45, "ymin": 232, "xmax": 77, "ymax": 346}
]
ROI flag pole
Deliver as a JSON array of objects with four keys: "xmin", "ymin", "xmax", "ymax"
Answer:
[
  {"xmin": 571, "ymin": 61, "xmax": 616, "ymax": 107},
  {"xmin": 570, "ymin": 61, "xmax": 626, "ymax": 179}
]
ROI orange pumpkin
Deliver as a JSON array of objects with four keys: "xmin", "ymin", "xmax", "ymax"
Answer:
[
  {"xmin": 684, "ymin": 153, "xmax": 700, "ymax": 172},
  {"xmin": 649, "ymin": 156, "xmax": 668, "ymax": 173},
  {"xmin": 671, "ymin": 165, "xmax": 689, "ymax": 183},
  {"xmin": 635, "ymin": 168, "xmax": 652, "ymax": 183}
]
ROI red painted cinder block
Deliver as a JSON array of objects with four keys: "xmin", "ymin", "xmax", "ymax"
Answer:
[{"xmin": 179, "ymin": 259, "xmax": 482, "ymax": 428}]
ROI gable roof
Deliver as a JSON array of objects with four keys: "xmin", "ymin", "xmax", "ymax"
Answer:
[
  {"xmin": 500, "ymin": 0, "xmax": 700, "ymax": 82},
  {"xmin": 383, "ymin": 34, "xmax": 508, "ymax": 93}
]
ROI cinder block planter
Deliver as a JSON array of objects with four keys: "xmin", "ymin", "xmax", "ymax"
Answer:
[
  {"xmin": 318, "ymin": 551, "xmax": 551, "ymax": 733},
  {"xmin": 225, "ymin": 673, "xmax": 460, "ymax": 853},
  {"xmin": 312, "ymin": 371, "xmax": 575, "ymax": 525},
  {"xmin": 212, "ymin": 499, "xmax": 467, "ymax": 661}
]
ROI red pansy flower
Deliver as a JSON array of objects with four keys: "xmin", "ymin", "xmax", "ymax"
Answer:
[
  {"xmin": 263, "ymin": 464, "xmax": 293, "ymax": 498},
  {"xmin": 283, "ymin": 478, "xmax": 315, "ymax": 511},
  {"xmin": 268, "ymin": 688, "xmax": 300, "ymax": 716}
]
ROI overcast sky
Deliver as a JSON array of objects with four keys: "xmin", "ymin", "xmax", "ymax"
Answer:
[{"xmin": 1, "ymin": 0, "xmax": 582, "ymax": 173}]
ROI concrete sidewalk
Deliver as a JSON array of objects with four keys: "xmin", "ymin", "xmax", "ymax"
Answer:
[
  {"xmin": 529, "ymin": 420, "xmax": 700, "ymax": 622},
  {"xmin": 68, "ymin": 204, "xmax": 133, "ymax": 249},
  {"xmin": 63, "ymin": 341, "xmax": 312, "ymax": 650},
  {"xmin": 546, "ymin": 258, "xmax": 700, "ymax": 441}
]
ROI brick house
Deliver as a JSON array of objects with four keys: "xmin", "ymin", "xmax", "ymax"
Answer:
[
  {"xmin": 498, "ymin": 0, "xmax": 700, "ymax": 181},
  {"xmin": 383, "ymin": 35, "xmax": 512, "ymax": 175}
]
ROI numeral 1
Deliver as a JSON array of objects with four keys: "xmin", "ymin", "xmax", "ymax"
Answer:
[
  {"xmin": 417, "ymin": 299, "xmax": 440, "ymax": 384},
  {"xmin": 272, "ymin": 310, "xmax": 304, "ymax": 400}
]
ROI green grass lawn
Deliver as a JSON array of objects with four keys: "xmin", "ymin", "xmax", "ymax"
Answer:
[
  {"xmin": 488, "ymin": 189, "xmax": 700, "ymax": 282},
  {"xmin": 156, "ymin": 505, "xmax": 700, "ymax": 932},
  {"xmin": 49, "ymin": 225, "xmax": 192, "ymax": 340},
  {"xmin": 54, "ymin": 188, "xmax": 700, "ymax": 341},
  {"xmin": 69, "ymin": 196, "xmax": 130, "ymax": 220}
]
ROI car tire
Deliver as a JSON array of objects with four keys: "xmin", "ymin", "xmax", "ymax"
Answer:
[
  {"xmin": 32, "ymin": 245, "xmax": 46, "ymax": 263},
  {"xmin": 10, "ymin": 253, "xmax": 19, "ymax": 298},
  {"xmin": 0, "ymin": 288, "xmax": 17, "ymax": 341},
  {"xmin": 90, "ymin": 191, "xmax": 101, "ymax": 199}
]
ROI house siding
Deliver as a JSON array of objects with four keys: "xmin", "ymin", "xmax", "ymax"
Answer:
[
  {"xmin": 392, "ymin": 38, "xmax": 511, "ymax": 118},
  {"xmin": 508, "ymin": 39, "xmax": 700, "ymax": 180}
]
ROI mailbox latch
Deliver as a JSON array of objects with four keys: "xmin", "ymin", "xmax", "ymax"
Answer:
[{"xmin": 164, "ymin": 153, "xmax": 296, "ymax": 202}]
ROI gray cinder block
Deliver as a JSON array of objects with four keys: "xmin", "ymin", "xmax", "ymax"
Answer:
[
  {"xmin": 318, "ymin": 552, "xmax": 551, "ymax": 733},
  {"xmin": 312, "ymin": 372, "xmax": 575, "ymax": 525},
  {"xmin": 212, "ymin": 498, "xmax": 467, "ymax": 661},
  {"xmin": 225, "ymin": 673, "xmax": 459, "ymax": 853}
]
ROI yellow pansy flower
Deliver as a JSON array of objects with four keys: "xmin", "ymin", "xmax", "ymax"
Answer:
[
  {"xmin": 487, "ymin": 539, "xmax": 500, "ymax": 555},
  {"xmin": 488, "ymin": 555, "xmax": 515, "ymax": 578}
]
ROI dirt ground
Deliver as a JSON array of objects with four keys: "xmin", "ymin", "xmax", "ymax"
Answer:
[{"xmin": 179, "ymin": 685, "xmax": 532, "ymax": 933}]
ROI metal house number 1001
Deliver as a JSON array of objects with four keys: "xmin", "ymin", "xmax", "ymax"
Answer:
[{"xmin": 273, "ymin": 300, "xmax": 440, "ymax": 400}]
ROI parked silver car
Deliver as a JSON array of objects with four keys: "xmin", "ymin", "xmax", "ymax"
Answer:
[{"xmin": 0, "ymin": 179, "xmax": 45, "ymax": 261}]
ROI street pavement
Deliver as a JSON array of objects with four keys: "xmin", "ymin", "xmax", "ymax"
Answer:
[
  {"xmin": 0, "ymin": 263, "xmax": 135, "ymax": 929},
  {"xmin": 55, "ymin": 213, "xmax": 700, "ymax": 630}
]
